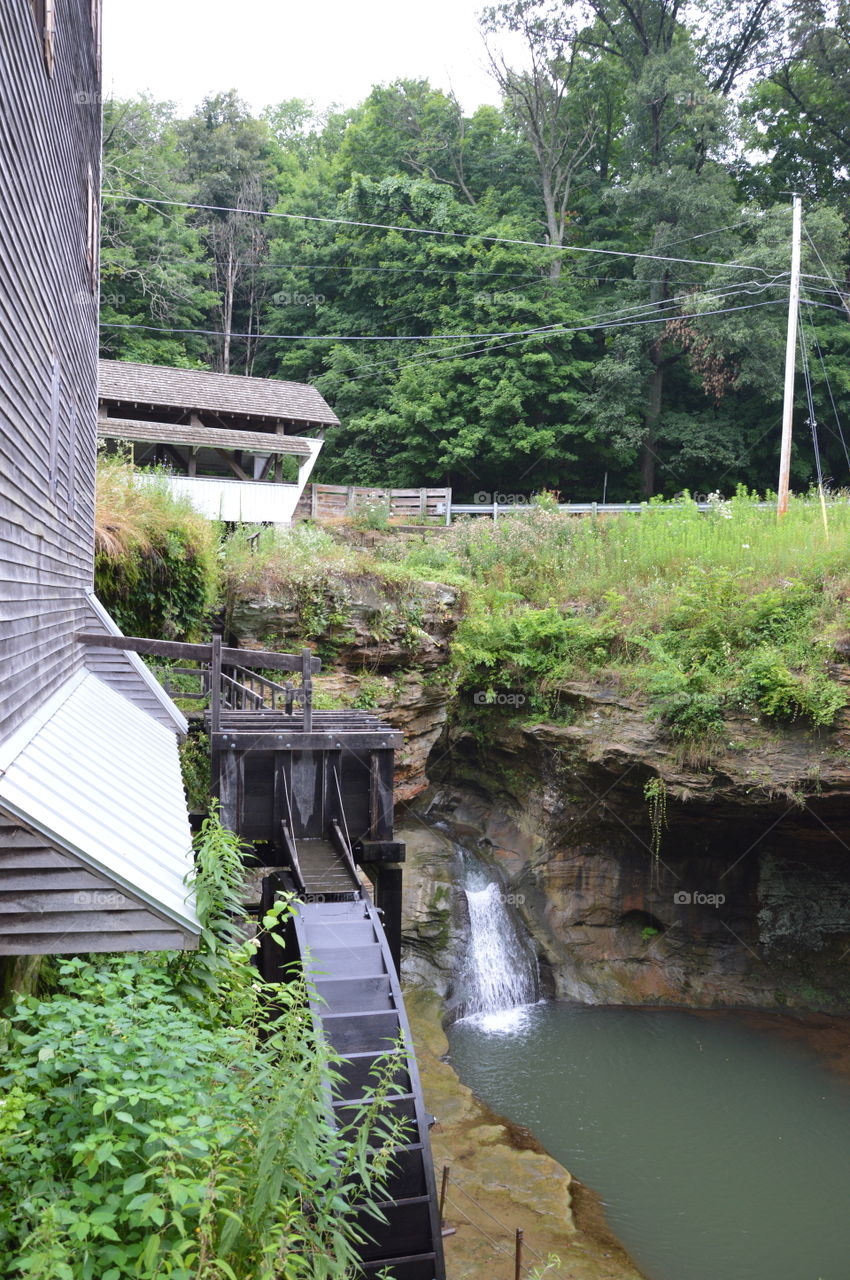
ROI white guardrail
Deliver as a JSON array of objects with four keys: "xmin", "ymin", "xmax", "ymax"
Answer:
[{"xmin": 445, "ymin": 501, "xmax": 781, "ymax": 520}]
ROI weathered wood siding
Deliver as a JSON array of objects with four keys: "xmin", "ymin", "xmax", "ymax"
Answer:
[
  {"xmin": 293, "ymin": 484, "xmax": 452, "ymax": 522},
  {"xmin": 82, "ymin": 595, "xmax": 187, "ymax": 734},
  {"xmin": 0, "ymin": 1, "xmax": 101, "ymax": 742},
  {"xmin": 0, "ymin": 816, "xmax": 193, "ymax": 954}
]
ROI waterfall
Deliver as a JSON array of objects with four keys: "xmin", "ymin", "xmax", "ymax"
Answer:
[{"xmin": 459, "ymin": 860, "xmax": 539, "ymax": 1030}]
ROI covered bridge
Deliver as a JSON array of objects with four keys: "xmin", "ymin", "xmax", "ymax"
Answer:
[{"xmin": 98, "ymin": 360, "xmax": 335, "ymax": 523}]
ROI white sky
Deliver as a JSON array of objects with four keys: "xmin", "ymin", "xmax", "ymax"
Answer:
[{"xmin": 102, "ymin": 0, "xmax": 508, "ymax": 118}]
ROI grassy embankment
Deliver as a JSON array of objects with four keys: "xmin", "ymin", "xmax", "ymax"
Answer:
[
  {"xmin": 379, "ymin": 493, "xmax": 850, "ymax": 750},
  {"xmin": 95, "ymin": 460, "xmax": 850, "ymax": 754}
]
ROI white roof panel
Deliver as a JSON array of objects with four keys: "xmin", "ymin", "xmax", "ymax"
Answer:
[{"xmin": 0, "ymin": 672, "xmax": 199, "ymax": 933}]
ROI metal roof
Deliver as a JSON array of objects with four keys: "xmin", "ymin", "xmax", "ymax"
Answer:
[
  {"xmin": 0, "ymin": 671, "xmax": 199, "ymax": 934},
  {"xmin": 99, "ymin": 360, "xmax": 340, "ymax": 427}
]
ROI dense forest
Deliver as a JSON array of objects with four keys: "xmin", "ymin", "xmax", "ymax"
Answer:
[{"xmin": 100, "ymin": 0, "xmax": 850, "ymax": 500}]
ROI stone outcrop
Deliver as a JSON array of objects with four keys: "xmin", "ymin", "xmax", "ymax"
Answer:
[
  {"xmin": 228, "ymin": 574, "xmax": 459, "ymax": 800},
  {"xmin": 413, "ymin": 682, "xmax": 850, "ymax": 1012}
]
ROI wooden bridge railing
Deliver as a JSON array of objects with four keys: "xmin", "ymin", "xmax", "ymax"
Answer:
[{"xmin": 77, "ymin": 632, "xmax": 320, "ymax": 730}]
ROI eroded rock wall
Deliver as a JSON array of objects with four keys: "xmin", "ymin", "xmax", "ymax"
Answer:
[{"xmin": 404, "ymin": 687, "xmax": 850, "ymax": 1013}]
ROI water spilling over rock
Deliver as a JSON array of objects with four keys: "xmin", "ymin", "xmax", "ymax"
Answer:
[{"xmin": 460, "ymin": 865, "xmax": 538, "ymax": 1027}]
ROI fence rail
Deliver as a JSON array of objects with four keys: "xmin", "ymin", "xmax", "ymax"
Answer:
[
  {"xmin": 293, "ymin": 483, "xmax": 452, "ymax": 522},
  {"xmin": 293, "ymin": 488, "xmax": 824, "ymax": 525}
]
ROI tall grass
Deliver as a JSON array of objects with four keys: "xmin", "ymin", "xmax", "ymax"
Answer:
[
  {"xmin": 428, "ymin": 493, "xmax": 850, "ymax": 607},
  {"xmin": 409, "ymin": 496, "xmax": 850, "ymax": 741},
  {"xmin": 95, "ymin": 456, "xmax": 220, "ymax": 639}
]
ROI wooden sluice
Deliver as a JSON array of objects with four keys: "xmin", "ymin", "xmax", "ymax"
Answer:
[
  {"xmin": 206, "ymin": 639, "xmax": 446, "ymax": 1280},
  {"xmin": 81, "ymin": 631, "xmax": 445, "ymax": 1276}
]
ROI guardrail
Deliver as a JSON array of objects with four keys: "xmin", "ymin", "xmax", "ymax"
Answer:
[
  {"xmin": 449, "ymin": 500, "xmax": 779, "ymax": 519},
  {"xmin": 296, "ymin": 491, "xmax": 838, "ymax": 524}
]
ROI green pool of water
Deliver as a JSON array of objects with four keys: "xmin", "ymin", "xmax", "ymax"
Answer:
[{"xmin": 448, "ymin": 1002, "xmax": 850, "ymax": 1280}]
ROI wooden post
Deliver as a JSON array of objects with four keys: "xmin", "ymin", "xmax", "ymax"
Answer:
[
  {"xmin": 419, "ymin": 487, "xmax": 427, "ymax": 518},
  {"xmin": 369, "ymin": 750, "xmax": 395, "ymax": 840},
  {"xmin": 310, "ymin": 484, "xmax": 318, "ymax": 520},
  {"xmin": 210, "ymin": 631, "xmax": 223, "ymax": 801},
  {"xmin": 439, "ymin": 1165, "xmax": 450, "ymax": 1221},
  {"xmin": 375, "ymin": 863, "xmax": 403, "ymax": 972},
  {"xmin": 210, "ymin": 632, "xmax": 222, "ymax": 737},
  {"xmin": 515, "ymin": 1228, "xmax": 523, "ymax": 1280},
  {"xmin": 275, "ymin": 421, "xmax": 285, "ymax": 482},
  {"xmin": 778, "ymin": 193, "xmax": 802, "ymax": 518},
  {"xmin": 301, "ymin": 647, "xmax": 313, "ymax": 731}
]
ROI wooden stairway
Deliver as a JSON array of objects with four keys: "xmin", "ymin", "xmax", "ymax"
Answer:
[{"xmin": 293, "ymin": 898, "xmax": 445, "ymax": 1280}]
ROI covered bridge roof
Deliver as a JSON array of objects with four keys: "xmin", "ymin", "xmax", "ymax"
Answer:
[{"xmin": 99, "ymin": 360, "xmax": 339, "ymax": 428}]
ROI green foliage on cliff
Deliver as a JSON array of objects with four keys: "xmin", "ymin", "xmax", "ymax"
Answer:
[
  {"xmin": 0, "ymin": 812, "xmax": 403, "ymax": 1280},
  {"xmin": 409, "ymin": 497, "xmax": 850, "ymax": 741}
]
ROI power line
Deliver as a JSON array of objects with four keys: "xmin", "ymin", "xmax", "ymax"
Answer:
[
  {"xmin": 800, "ymin": 303, "xmax": 850, "ymax": 473},
  {"xmin": 802, "ymin": 223, "xmax": 846, "ymax": 298},
  {"xmin": 101, "ymin": 192, "xmax": 787, "ymax": 277},
  {"xmin": 343, "ymin": 278, "xmax": 789, "ymax": 380},
  {"xmin": 100, "ymin": 295, "xmax": 786, "ymax": 347}
]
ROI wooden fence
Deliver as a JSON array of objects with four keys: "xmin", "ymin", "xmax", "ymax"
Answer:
[{"xmin": 293, "ymin": 483, "xmax": 452, "ymax": 523}]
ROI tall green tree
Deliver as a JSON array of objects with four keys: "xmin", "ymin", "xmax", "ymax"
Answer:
[{"xmin": 100, "ymin": 97, "xmax": 214, "ymax": 365}]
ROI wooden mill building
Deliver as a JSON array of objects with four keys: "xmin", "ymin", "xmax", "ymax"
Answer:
[
  {"xmin": 1, "ymin": 4, "xmax": 444, "ymax": 1273},
  {"xmin": 98, "ymin": 359, "xmax": 332, "ymax": 523},
  {"xmin": 0, "ymin": 1, "xmax": 199, "ymax": 957}
]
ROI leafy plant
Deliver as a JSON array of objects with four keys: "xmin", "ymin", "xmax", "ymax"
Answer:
[
  {"xmin": 0, "ymin": 810, "xmax": 407, "ymax": 1280},
  {"xmin": 737, "ymin": 649, "xmax": 846, "ymax": 726},
  {"xmin": 95, "ymin": 458, "xmax": 219, "ymax": 640}
]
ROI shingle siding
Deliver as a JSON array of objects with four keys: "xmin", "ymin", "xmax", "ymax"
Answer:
[{"xmin": 0, "ymin": 0, "xmax": 101, "ymax": 743}]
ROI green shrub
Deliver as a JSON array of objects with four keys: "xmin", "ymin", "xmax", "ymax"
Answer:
[
  {"xmin": 0, "ymin": 812, "xmax": 405, "ymax": 1280},
  {"xmin": 95, "ymin": 459, "xmax": 219, "ymax": 640},
  {"xmin": 646, "ymin": 662, "xmax": 726, "ymax": 742},
  {"xmin": 737, "ymin": 649, "xmax": 846, "ymax": 726}
]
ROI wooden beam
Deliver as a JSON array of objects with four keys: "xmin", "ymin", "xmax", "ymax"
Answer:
[
  {"xmin": 211, "ymin": 731, "xmax": 402, "ymax": 750},
  {"xmin": 215, "ymin": 449, "xmax": 252, "ymax": 482},
  {"xmin": 97, "ymin": 416, "xmax": 318, "ymax": 456},
  {"xmin": 76, "ymin": 632, "xmax": 322, "ymax": 673}
]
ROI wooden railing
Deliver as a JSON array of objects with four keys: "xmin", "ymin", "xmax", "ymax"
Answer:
[
  {"xmin": 293, "ymin": 484, "xmax": 451, "ymax": 523},
  {"xmin": 78, "ymin": 632, "xmax": 320, "ymax": 731}
]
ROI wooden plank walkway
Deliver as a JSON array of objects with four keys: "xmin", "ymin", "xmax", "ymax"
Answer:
[{"xmin": 297, "ymin": 837, "xmax": 359, "ymax": 899}]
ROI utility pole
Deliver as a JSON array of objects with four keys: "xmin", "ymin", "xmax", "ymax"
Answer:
[{"xmin": 777, "ymin": 194, "xmax": 802, "ymax": 517}]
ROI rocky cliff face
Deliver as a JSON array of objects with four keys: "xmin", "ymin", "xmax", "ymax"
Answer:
[
  {"xmin": 228, "ymin": 569, "xmax": 850, "ymax": 1013},
  {"xmin": 404, "ymin": 682, "xmax": 850, "ymax": 1014},
  {"xmin": 228, "ymin": 573, "xmax": 458, "ymax": 801}
]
